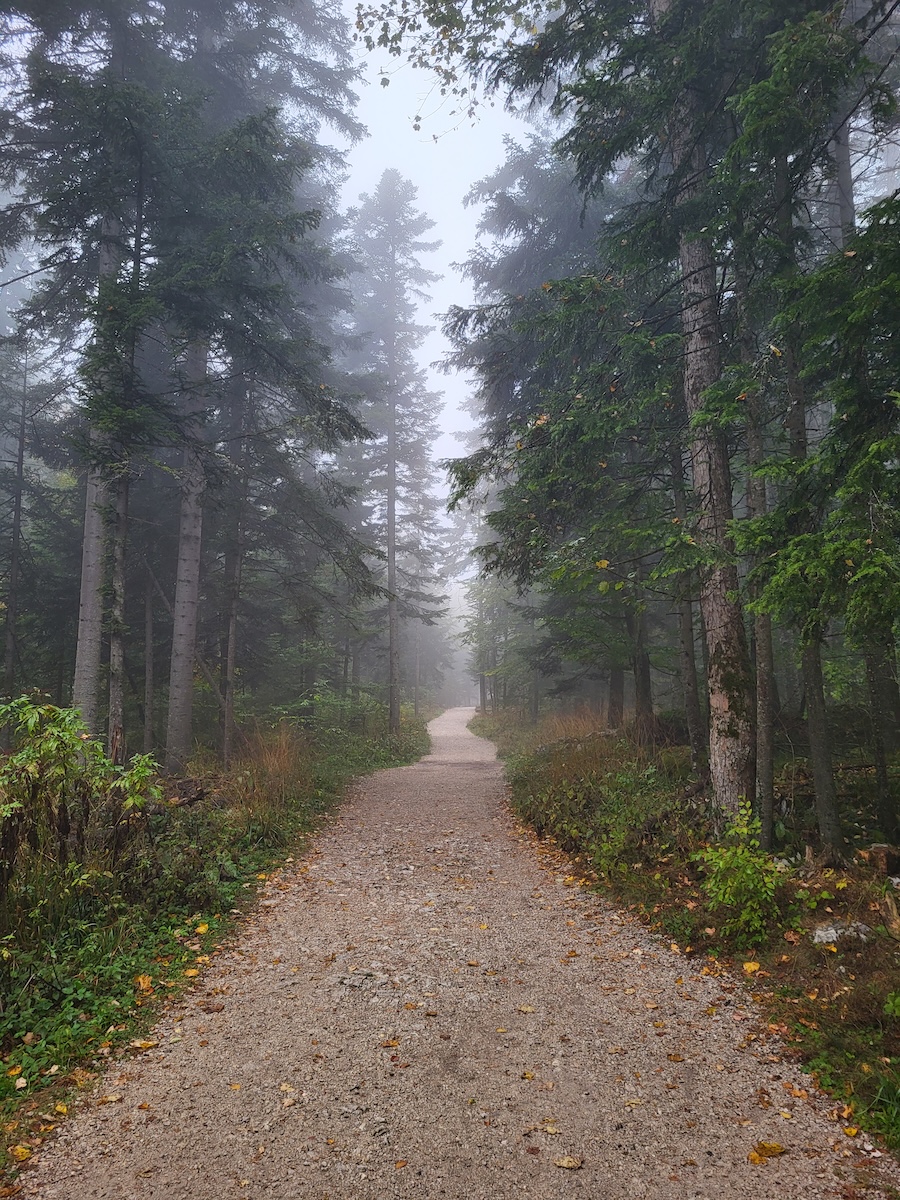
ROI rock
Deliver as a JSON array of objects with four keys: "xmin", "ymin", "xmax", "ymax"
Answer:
[{"xmin": 811, "ymin": 921, "xmax": 871, "ymax": 944}]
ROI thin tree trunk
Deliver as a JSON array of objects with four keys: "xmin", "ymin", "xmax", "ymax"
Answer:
[
  {"xmin": 107, "ymin": 471, "xmax": 129, "ymax": 763},
  {"xmin": 164, "ymin": 342, "xmax": 208, "ymax": 774},
  {"xmin": 3, "ymin": 351, "xmax": 27, "ymax": 701},
  {"xmin": 73, "ymin": 212, "xmax": 122, "ymax": 733},
  {"xmin": 670, "ymin": 443, "xmax": 706, "ymax": 771},
  {"xmin": 651, "ymin": 0, "xmax": 755, "ymax": 828},
  {"xmin": 802, "ymin": 640, "xmax": 842, "ymax": 857},
  {"xmin": 222, "ymin": 535, "xmax": 243, "ymax": 770},
  {"xmin": 608, "ymin": 665, "xmax": 625, "ymax": 730},
  {"xmin": 387, "ymin": 388, "xmax": 400, "ymax": 736},
  {"xmin": 479, "ymin": 672, "xmax": 487, "ymax": 713},
  {"xmin": 865, "ymin": 648, "xmax": 897, "ymax": 839},
  {"xmin": 143, "ymin": 569, "xmax": 154, "ymax": 753},
  {"xmin": 625, "ymin": 607, "xmax": 654, "ymax": 742}
]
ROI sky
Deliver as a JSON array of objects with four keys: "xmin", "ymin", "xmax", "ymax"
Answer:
[{"xmin": 339, "ymin": 40, "xmax": 524, "ymax": 468}]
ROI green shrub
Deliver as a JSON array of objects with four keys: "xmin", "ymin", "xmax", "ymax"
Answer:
[{"xmin": 692, "ymin": 801, "xmax": 783, "ymax": 949}]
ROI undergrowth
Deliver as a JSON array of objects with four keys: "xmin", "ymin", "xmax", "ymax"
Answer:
[
  {"xmin": 473, "ymin": 706, "xmax": 900, "ymax": 1155},
  {"xmin": 0, "ymin": 698, "xmax": 429, "ymax": 1176}
]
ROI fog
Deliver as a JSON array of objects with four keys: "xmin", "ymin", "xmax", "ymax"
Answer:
[{"xmin": 341, "ymin": 42, "xmax": 524, "ymax": 466}]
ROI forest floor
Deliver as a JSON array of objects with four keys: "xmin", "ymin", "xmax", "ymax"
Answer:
[{"xmin": 18, "ymin": 707, "xmax": 900, "ymax": 1200}]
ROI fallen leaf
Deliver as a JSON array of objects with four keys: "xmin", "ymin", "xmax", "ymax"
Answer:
[
  {"xmin": 844, "ymin": 1127, "xmax": 859, "ymax": 1137},
  {"xmin": 54, "ymin": 1104, "xmax": 67, "ymax": 1116},
  {"xmin": 403, "ymin": 1002, "xmax": 418, "ymax": 1010},
  {"xmin": 229, "ymin": 1083, "xmax": 241, "ymax": 1091},
  {"xmin": 743, "ymin": 962, "xmax": 760, "ymax": 974},
  {"xmin": 748, "ymin": 1141, "xmax": 786, "ymax": 1163},
  {"xmin": 382, "ymin": 1039, "xmax": 399, "ymax": 1048},
  {"xmin": 9, "ymin": 1145, "xmax": 31, "ymax": 1162},
  {"xmin": 96, "ymin": 1094, "xmax": 122, "ymax": 1105},
  {"xmin": 130, "ymin": 1040, "xmax": 159, "ymax": 1051},
  {"xmin": 183, "ymin": 968, "xmax": 199, "ymax": 977},
  {"xmin": 134, "ymin": 974, "xmax": 153, "ymax": 992},
  {"xmin": 467, "ymin": 960, "xmax": 480, "ymax": 967},
  {"xmin": 6, "ymin": 1067, "xmax": 21, "ymax": 1079},
  {"xmin": 195, "ymin": 923, "xmax": 209, "ymax": 935},
  {"xmin": 522, "ymin": 1071, "xmax": 535, "ymax": 1080},
  {"xmin": 518, "ymin": 1005, "xmax": 535, "ymax": 1014},
  {"xmin": 554, "ymin": 1155, "xmax": 583, "ymax": 1169},
  {"xmin": 667, "ymin": 1054, "xmax": 685, "ymax": 1063},
  {"xmin": 394, "ymin": 1160, "xmax": 408, "ymax": 1169}
]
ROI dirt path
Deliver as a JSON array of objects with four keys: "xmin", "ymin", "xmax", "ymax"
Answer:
[{"xmin": 23, "ymin": 708, "xmax": 900, "ymax": 1199}]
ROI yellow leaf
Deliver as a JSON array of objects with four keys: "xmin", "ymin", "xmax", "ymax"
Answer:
[
  {"xmin": 836, "ymin": 879, "xmax": 849, "ymax": 890},
  {"xmin": 195, "ymin": 923, "xmax": 209, "ymax": 935},
  {"xmin": 779, "ymin": 1110, "xmax": 793, "ymax": 1119},
  {"xmin": 6, "ymin": 1067, "xmax": 21, "ymax": 1078},
  {"xmin": 824, "ymin": 943, "xmax": 837, "ymax": 953},
  {"xmin": 554, "ymin": 1155, "xmax": 583, "ymax": 1169},
  {"xmin": 496, "ymin": 1028, "xmax": 507, "ymax": 1034},
  {"xmin": 843, "ymin": 1126, "xmax": 859, "ymax": 1137},
  {"xmin": 130, "ymin": 1040, "xmax": 159, "ymax": 1051},
  {"xmin": 748, "ymin": 1141, "xmax": 786, "ymax": 1162},
  {"xmin": 9, "ymin": 1145, "xmax": 32, "ymax": 1162},
  {"xmin": 522, "ymin": 1070, "xmax": 535, "ymax": 1080},
  {"xmin": 184, "ymin": 968, "xmax": 199, "ymax": 977},
  {"xmin": 54, "ymin": 1103, "xmax": 67, "ymax": 1115},
  {"xmin": 478, "ymin": 923, "xmax": 488, "ymax": 930},
  {"xmin": 595, "ymin": 560, "xmax": 609, "ymax": 569},
  {"xmin": 743, "ymin": 962, "xmax": 760, "ymax": 974},
  {"xmin": 134, "ymin": 973, "xmax": 153, "ymax": 992},
  {"xmin": 96, "ymin": 1094, "xmax": 122, "ymax": 1105},
  {"xmin": 229, "ymin": 1083, "xmax": 241, "ymax": 1091}
]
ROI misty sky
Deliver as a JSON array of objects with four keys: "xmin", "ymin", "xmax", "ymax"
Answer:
[{"xmin": 340, "ymin": 39, "xmax": 524, "ymax": 470}]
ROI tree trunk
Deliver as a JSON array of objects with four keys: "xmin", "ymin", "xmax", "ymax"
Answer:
[
  {"xmin": 164, "ymin": 343, "xmax": 208, "ymax": 774},
  {"xmin": 72, "ymin": 454, "xmax": 108, "ymax": 733},
  {"xmin": 651, "ymin": 0, "xmax": 755, "ymax": 827},
  {"xmin": 670, "ymin": 443, "xmax": 706, "ymax": 771},
  {"xmin": 387, "ymin": 387, "xmax": 401, "ymax": 736},
  {"xmin": 625, "ymin": 607, "xmax": 654, "ymax": 742},
  {"xmin": 479, "ymin": 672, "xmax": 487, "ymax": 713},
  {"xmin": 608, "ymin": 666, "xmax": 625, "ymax": 730},
  {"xmin": 3, "ymin": 352, "xmax": 27, "ymax": 701},
  {"xmin": 143, "ymin": 569, "xmax": 154, "ymax": 753},
  {"xmin": 107, "ymin": 471, "xmax": 129, "ymax": 763},
  {"xmin": 865, "ymin": 648, "xmax": 897, "ymax": 839},
  {"xmin": 802, "ymin": 639, "xmax": 842, "ymax": 858}
]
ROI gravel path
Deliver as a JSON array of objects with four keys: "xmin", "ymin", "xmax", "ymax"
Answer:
[{"xmin": 23, "ymin": 707, "xmax": 900, "ymax": 1199}]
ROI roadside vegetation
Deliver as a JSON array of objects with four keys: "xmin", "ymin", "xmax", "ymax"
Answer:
[
  {"xmin": 472, "ymin": 706, "xmax": 900, "ymax": 1154},
  {"xmin": 0, "ymin": 694, "xmax": 429, "ymax": 1178}
]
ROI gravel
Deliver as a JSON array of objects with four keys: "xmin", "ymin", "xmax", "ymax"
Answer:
[{"xmin": 22, "ymin": 707, "xmax": 900, "ymax": 1199}]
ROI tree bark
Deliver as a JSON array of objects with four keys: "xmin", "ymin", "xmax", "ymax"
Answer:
[
  {"xmin": 3, "ymin": 350, "xmax": 27, "ymax": 701},
  {"xmin": 143, "ymin": 569, "xmax": 154, "ymax": 753},
  {"xmin": 164, "ymin": 342, "xmax": 208, "ymax": 774},
  {"xmin": 678, "ymin": 208, "xmax": 755, "ymax": 817},
  {"xmin": 608, "ymin": 665, "xmax": 625, "ymax": 730},
  {"xmin": 107, "ymin": 471, "xmax": 129, "ymax": 763},
  {"xmin": 670, "ymin": 443, "xmax": 706, "ymax": 771},
  {"xmin": 802, "ymin": 639, "xmax": 842, "ymax": 857},
  {"xmin": 387, "ymin": 387, "xmax": 401, "ymax": 736}
]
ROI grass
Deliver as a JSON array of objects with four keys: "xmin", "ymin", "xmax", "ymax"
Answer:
[
  {"xmin": 0, "ymin": 707, "xmax": 429, "ymax": 1181},
  {"xmin": 472, "ymin": 705, "xmax": 900, "ymax": 1155}
]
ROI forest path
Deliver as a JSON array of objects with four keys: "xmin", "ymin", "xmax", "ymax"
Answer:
[{"xmin": 24, "ymin": 707, "xmax": 900, "ymax": 1199}]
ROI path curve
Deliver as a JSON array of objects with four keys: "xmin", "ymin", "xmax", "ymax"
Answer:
[{"xmin": 23, "ymin": 708, "xmax": 900, "ymax": 1198}]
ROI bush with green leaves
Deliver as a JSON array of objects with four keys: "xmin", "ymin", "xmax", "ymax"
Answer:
[{"xmin": 692, "ymin": 801, "xmax": 784, "ymax": 949}]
